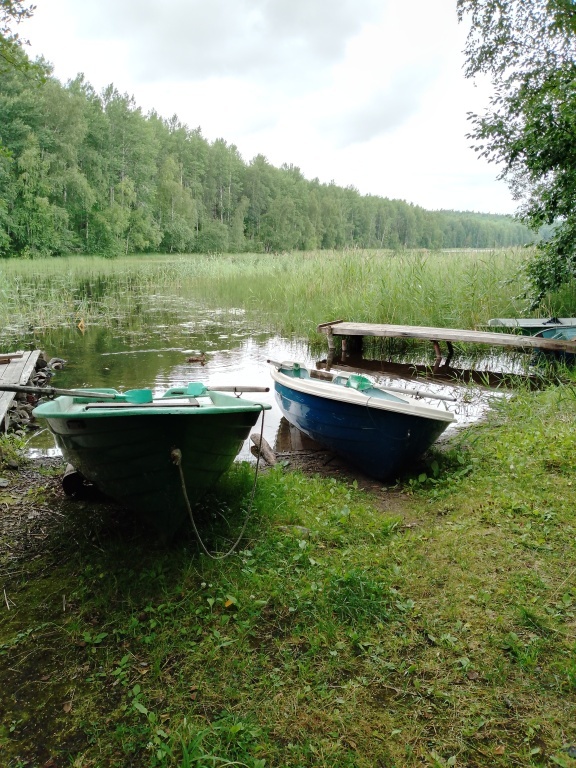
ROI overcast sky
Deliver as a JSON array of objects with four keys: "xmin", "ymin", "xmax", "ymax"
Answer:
[{"xmin": 20, "ymin": 0, "xmax": 514, "ymax": 214}]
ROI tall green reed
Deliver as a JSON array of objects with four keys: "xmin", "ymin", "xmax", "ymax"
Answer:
[{"xmin": 0, "ymin": 248, "xmax": 547, "ymax": 343}]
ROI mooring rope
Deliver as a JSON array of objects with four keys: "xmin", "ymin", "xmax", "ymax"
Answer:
[{"xmin": 171, "ymin": 405, "xmax": 266, "ymax": 560}]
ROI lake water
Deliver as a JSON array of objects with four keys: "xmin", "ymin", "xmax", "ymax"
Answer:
[{"xmin": 4, "ymin": 293, "xmax": 523, "ymax": 464}]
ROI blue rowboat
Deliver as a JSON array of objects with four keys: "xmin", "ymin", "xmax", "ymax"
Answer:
[
  {"xmin": 269, "ymin": 362, "xmax": 454, "ymax": 481},
  {"xmin": 32, "ymin": 382, "xmax": 270, "ymax": 537}
]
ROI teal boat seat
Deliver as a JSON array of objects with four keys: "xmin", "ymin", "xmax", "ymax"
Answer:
[
  {"xmin": 185, "ymin": 382, "xmax": 208, "ymax": 397},
  {"xmin": 346, "ymin": 374, "xmax": 372, "ymax": 391}
]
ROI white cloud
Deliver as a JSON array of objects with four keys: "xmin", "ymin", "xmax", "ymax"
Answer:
[
  {"xmin": 21, "ymin": 0, "xmax": 515, "ymax": 214},
  {"xmin": 53, "ymin": 0, "xmax": 383, "ymax": 84},
  {"xmin": 317, "ymin": 67, "xmax": 439, "ymax": 147}
]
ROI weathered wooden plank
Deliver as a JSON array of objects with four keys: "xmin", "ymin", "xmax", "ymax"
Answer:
[
  {"xmin": 17, "ymin": 350, "xmax": 41, "ymax": 385},
  {"xmin": 0, "ymin": 350, "xmax": 41, "ymax": 429},
  {"xmin": 317, "ymin": 322, "xmax": 576, "ymax": 353},
  {"xmin": 0, "ymin": 395, "xmax": 15, "ymax": 429},
  {"xmin": 0, "ymin": 352, "xmax": 24, "ymax": 366},
  {"xmin": 0, "ymin": 352, "xmax": 24, "ymax": 382}
]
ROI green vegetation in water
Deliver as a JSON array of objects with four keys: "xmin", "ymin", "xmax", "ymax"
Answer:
[
  {"xmin": 2, "ymin": 384, "xmax": 576, "ymax": 767},
  {"xmin": 2, "ymin": 248, "xmax": 567, "ymax": 349}
]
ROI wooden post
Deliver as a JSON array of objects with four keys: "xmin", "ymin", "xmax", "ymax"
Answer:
[
  {"xmin": 250, "ymin": 434, "xmax": 277, "ymax": 465},
  {"xmin": 432, "ymin": 340, "xmax": 443, "ymax": 362},
  {"xmin": 326, "ymin": 326, "xmax": 335, "ymax": 353}
]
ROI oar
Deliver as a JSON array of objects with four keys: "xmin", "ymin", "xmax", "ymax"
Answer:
[
  {"xmin": 2, "ymin": 382, "xmax": 270, "ymax": 403},
  {"xmin": 374, "ymin": 383, "xmax": 456, "ymax": 402},
  {"xmin": 0, "ymin": 383, "xmax": 153, "ymax": 403},
  {"xmin": 207, "ymin": 386, "xmax": 269, "ymax": 393},
  {"xmin": 0, "ymin": 383, "xmax": 115, "ymax": 400},
  {"xmin": 181, "ymin": 382, "xmax": 269, "ymax": 397}
]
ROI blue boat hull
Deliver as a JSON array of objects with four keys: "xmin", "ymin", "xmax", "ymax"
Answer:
[{"xmin": 274, "ymin": 380, "xmax": 449, "ymax": 480}]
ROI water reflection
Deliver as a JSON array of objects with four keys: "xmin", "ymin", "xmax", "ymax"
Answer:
[{"xmin": 25, "ymin": 333, "xmax": 315, "ymax": 461}]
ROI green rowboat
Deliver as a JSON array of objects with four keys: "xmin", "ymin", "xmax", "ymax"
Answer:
[
  {"xmin": 487, "ymin": 317, "xmax": 576, "ymax": 334},
  {"xmin": 32, "ymin": 382, "xmax": 271, "ymax": 537}
]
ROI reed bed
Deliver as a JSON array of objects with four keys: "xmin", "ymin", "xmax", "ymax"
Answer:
[{"xmin": 0, "ymin": 248, "xmax": 561, "ymax": 345}]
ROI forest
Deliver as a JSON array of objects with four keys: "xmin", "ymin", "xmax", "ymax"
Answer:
[{"xmin": 0, "ymin": 50, "xmax": 535, "ymax": 258}]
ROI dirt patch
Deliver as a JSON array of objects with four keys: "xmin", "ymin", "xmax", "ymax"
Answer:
[
  {"xmin": 277, "ymin": 447, "xmax": 387, "ymax": 489},
  {"xmin": 0, "ymin": 457, "xmax": 66, "ymax": 564},
  {"xmin": 270, "ymin": 447, "xmax": 421, "ymax": 523},
  {"xmin": 0, "ymin": 457, "xmax": 124, "ymax": 574}
]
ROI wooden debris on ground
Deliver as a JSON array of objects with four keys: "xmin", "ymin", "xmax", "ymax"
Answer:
[{"xmin": 250, "ymin": 433, "xmax": 277, "ymax": 465}]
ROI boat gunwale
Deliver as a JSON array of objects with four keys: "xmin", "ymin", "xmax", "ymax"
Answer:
[
  {"xmin": 33, "ymin": 393, "xmax": 271, "ymax": 419},
  {"xmin": 271, "ymin": 365, "xmax": 454, "ymax": 423},
  {"xmin": 488, "ymin": 317, "xmax": 576, "ymax": 329}
]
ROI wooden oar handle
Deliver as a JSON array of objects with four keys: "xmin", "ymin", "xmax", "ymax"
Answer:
[
  {"xmin": 0, "ymin": 383, "xmax": 116, "ymax": 399},
  {"xmin": 208, "ymin": 386, "xmax": 270, "ymax": 392},
  {"xmin": 376, "ymin": 384, "xmax": 457, "ymax": 402}
]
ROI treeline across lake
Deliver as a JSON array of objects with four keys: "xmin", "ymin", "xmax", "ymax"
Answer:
[{"xmin": 0, "ymin": 51, "xmax": 534, "ymax": 258}]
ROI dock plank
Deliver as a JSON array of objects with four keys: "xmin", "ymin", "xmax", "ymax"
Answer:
[
  {"xmin": 0, "ymin": 352, "xmax": 23, "ymax": 365},
  {"xmin": 0, "ymin": 350, "xmax": 41, "ymax": 429},
  {"xmin": 318, "ymin": 322, "xmax": 576, "ymax": 353}
]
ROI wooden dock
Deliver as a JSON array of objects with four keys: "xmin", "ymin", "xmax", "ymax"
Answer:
[
  {"xmin": 0, "ymin": 350, "xmax": 41, "ymax": 430},
  {"xmin": 317, "ymin": 321, "xmax": 576, "ymax": 359}
]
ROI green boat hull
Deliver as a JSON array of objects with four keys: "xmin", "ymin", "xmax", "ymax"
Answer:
[{"xmin": 33, "ymin": 386, "xmax": 269, "ymax": 537}]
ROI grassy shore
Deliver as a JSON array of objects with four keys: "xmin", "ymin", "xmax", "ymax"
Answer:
[{"xmin": 1, "ymin": 383, "xmax": 576, "ymax": 767}]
